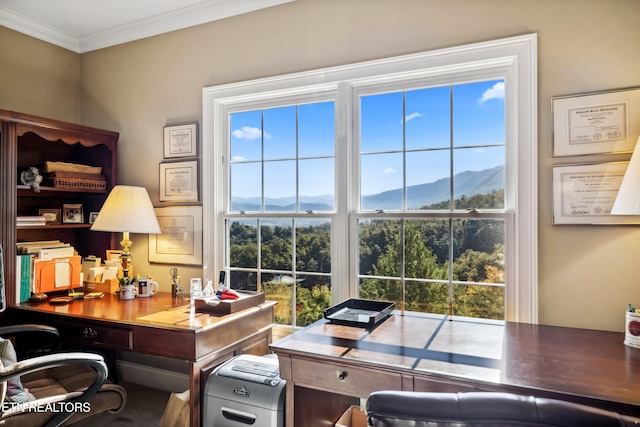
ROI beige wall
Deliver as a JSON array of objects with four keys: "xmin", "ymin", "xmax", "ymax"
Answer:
[
  {"xmin": 0, "ymin": 27, "xmax": 81, "ymax": 121},
  {"xmin": 2, "ymin": 0, "xmax": 640, "ymax": 331}
]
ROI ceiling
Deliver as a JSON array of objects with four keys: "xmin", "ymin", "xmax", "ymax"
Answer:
[{"xmin": 0, "ymin": 0, "xmax": 294, "ymax": 53}]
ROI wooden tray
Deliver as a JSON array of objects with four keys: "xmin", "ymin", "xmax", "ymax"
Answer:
[{"xmin": 194, "ymin": 290, "xmax": 265, "ymax": 315}]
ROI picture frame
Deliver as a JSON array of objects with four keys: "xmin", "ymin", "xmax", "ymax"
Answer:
[
  {"xmin": 552, "ymin": 162, "xmax": 640, "ymax": 225},
  {"xmin": 148, "ymin": 206, "xmax": 203, "ymax": 265},
  {"xmin": 39, "ymin": 208, "xmax": 61, "ymax": 224},
  {"xmin": 159, "ymin": 160, "xmax": 199, "ymax": 202},
  {"xmin": 163, "ymin": 122, "xmax": 198, "ymax": 159},
  {"xmin": 105, "ymin": 250, "xmax": 123, "ymax": 261},
  {"xmin": 89, "ymin": 211, "xmax": 100, "ymax": 224},
  {"xmin": 62, "ymin": 204, "xmax": 83, "ymax": 224},
  {"xmin": 552, "ymin": 87, "xmax": 640, "ymax": 157}
]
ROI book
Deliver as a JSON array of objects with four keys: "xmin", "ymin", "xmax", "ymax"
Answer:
[
  {"xmin": 17, "ymin": 240, "xmax": 71, "ymax": 255},
  {"xmin": 17, "ymin": 215, "xmax": 47, "ymax": 226},
  {"xmin": 16, "ymin": 254, "xmax": 33, "ymax": 303},
  {"xmin": 38, "ymin": 245, "xmax": 75, "ymax": 260}
]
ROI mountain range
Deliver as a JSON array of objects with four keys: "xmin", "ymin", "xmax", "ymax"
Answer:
[{"xmin": 231, "ymin": 165, "xmax": 504, "ymax": 211}]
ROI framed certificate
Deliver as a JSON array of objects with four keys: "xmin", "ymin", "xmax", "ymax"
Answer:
[
  {"xmin": 552, "ymin": 87, "xmax": 640, "ymax": 157},
  {"xmin": 159, "ymin": 160, "xmax": 199, "ymax": 202},
  {"xmin": 149, "ymin": 206, "xmax": 203, "ymax": 265},
  {"xmin": 552, "ymin": 162, "xmax": 640, "ymax": 224},
  {"xmin": 163, "ymin": 122, "xmax": 198, "ymax": 158}
]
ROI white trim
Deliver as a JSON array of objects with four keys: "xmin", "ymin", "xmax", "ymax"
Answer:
[
  {"xmin": 0, "ymin": 0, "xmax": 296, "ymax": 53},
  {"xmin": 115, "ymin": 360, "xmax": 189, "ymax": 393},
  {"xmin": 203, "ymin": 34, "xmax": 538, "ymax": 323}
]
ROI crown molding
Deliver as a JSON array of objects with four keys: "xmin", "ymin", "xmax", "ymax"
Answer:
[{"xmin": 0, "ymin": 0, "xmax": 295, "ymax": 54}]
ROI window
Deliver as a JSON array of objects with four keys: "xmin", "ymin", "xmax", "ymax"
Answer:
[{"xmin": 203, "ymin": 35, "xmax": 538, "ymax": 328}]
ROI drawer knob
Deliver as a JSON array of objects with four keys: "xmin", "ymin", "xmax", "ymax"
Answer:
[
  {"xmin": 338, "ymin": 371, "xmax": 347, "ymax": 381},
  {"xmin": 83, "ymin": 327, "xmax": 98, "ymax": 339}
]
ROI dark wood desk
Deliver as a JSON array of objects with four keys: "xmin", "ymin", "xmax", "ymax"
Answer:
[
  {"xmin": 269, "ymin": 310, "xmax": 640, "ymax": 427},
  {"xmin": 7, "ymin": 292, "xmax": 275, "ymax": 427}
]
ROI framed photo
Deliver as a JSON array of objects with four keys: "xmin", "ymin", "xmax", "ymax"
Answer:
[
  {"xmin": 39, "ymin": 209, "xmax": 61, "ymax": 224},
  {"xmin": 163, "ymin": 122, "xmax": 198, "ymax": 158},
  {"xmin": 149, "ymin": 206, "xmax": 202, "ymax": 265},
  {"xmin": 62, "ymin": 204, "xmax": 83, "ymax": 224},
  {"xmin": 159, "ymin": 160, "xmax": 199, "ymax": 202},
  {"xmin": 552, "ymin": 87, "xmax": 640, "ymax": 157},
  {"xmin": 105, "ymin": 250, "xmax": 123, "ymax": 261},
  {"xmin": 552, "ymin": 162, "xmax": 640, "ymax": 225},
  {"xmin": 89, "ymin": 211, "xmax": 100, "ymax": 224}
]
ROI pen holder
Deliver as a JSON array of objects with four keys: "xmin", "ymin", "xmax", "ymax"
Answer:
[{"xmin": 624, "ymin": 311, "xmax": 640, "ymax": 349}]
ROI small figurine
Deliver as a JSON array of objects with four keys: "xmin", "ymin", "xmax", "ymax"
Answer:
[{"xmin": 20, "ymin": 166, "xmax": 43, "ymax": 192}]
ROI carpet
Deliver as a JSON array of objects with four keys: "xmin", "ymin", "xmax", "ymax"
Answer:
[{"xmin": 71, "ymin": 381, "xmax": 171, "ymax": 426}]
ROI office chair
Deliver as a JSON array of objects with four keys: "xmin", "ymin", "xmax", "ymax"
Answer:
[
  {"xmin": 0, "ymin": 244, "xmax": 127, "ymax": 426},
  {"xmin": 366, "ymin": 390, "xmax": 640, "ymax": 427}
]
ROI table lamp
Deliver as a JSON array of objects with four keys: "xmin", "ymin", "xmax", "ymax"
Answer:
[
  {"xmin": 611, "ymin": 135, "xmax": 640, "ymax": 216},
  {"xmin": 90, "ymin": 185, "xmax": 161, "ymax": 282}
]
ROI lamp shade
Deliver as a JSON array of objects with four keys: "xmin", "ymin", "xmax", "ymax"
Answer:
[
  {"xmin": 90, "ymin": 185, "xmax": 161, "ymax": 234},
  {"xmin": 612, "ymin": 135, "xmax": 640, "ymax": 215}
]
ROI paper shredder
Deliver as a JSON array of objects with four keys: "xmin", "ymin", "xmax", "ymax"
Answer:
[{"xmin": 203, "ymin": 354, "xmax": 285, "ymax": 426}]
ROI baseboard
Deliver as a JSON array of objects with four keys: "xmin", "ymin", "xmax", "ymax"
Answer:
[{"xmin": 116, "ymin": 360, "xmax": 190, "ymax": 393}]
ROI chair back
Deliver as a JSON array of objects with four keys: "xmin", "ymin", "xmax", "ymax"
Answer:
[
  {"xmin": 0, "ymin": 244, "xmax": 5, "ymax": 312},
  {"xmin": 366, "ymin": 391, "xmax": 640, "ymax": 427}
]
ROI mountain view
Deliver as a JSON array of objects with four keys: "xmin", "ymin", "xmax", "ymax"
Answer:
[{"xmin": 231, "ymin": 165, "xmax": 504, "ymax": 211}]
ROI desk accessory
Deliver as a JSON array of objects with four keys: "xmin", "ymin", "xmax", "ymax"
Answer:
[
  {"xmin": 324, "ymin": 299, "xmax": 395, "ymax": 329},
  {"xmin": 194, "ymin": 290, "xmax": 265, "ymax": 315}
]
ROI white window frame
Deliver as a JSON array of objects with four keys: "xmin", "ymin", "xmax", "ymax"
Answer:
[{"xmin": 203, "ymin": 34, "xmax": 538, "ymax": 323}]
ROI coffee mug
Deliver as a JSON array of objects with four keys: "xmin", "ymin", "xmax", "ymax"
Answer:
[
  {"xmin": 137, "ymin": 279, "xmax": 159, "ymax": 298},
  {"xmin": 120, "ymin": 284, "xmax": 136, "ymax": 300}
]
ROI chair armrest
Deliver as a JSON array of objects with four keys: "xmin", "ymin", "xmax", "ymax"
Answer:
[
  {"xmin": 0, "ymin": 324, "xmax": 61, "ymax": 355},
  {"xmin": 0, "ymin": 352, "xmax": 108, "ymax": 427}
]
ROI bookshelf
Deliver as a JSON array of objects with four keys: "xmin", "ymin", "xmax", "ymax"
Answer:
[{"xmin": 0, "ymin": 110, "xmax": 119, "ymax": 305}]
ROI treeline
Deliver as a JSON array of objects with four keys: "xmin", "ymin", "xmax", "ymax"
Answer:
[{"xmin": 229, "ymin": 190, "xmax": 505, "ymax": 326}]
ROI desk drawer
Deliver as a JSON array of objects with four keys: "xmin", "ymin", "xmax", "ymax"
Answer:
[
  {"xmin": 57, "ymin": 321, "xmax": 133, "ymax": 351},
  {"xmin": 292, "ymin": 358, "xmax": 402, "ymax": 397}
]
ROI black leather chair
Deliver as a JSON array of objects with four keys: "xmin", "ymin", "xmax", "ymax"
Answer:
[{"xmin": 366, "ymin": 391, "xmax": 640, "ymax": 427}]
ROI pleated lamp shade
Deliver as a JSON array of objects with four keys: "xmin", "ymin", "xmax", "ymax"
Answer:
[
  {"xmin": 612, "ymin": 135, "xmax": 640, "ymax": 215},
  {"xmin": 91, "ymin": 185, "xmax": 161, "ymax": 234}
]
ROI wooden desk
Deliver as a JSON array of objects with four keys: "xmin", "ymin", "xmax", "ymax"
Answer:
[
  {"xmin": 269, "ymin": 310, "xmax": 640, "ymax": 427},
  {"xmin": 7, "ymin": 292, "xmax": 275, "ymax": 427}
]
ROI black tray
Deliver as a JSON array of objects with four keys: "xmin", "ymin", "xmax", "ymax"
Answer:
[{"xmin": 324, "ymin": 299, "xmax": 394, "ymax": 328}]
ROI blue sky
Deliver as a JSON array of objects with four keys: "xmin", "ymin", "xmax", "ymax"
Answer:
[{"xmin": 230, "ymin": 79, "xmax": 505, "ymax": 201}]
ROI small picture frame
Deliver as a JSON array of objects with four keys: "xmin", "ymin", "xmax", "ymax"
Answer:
[
  {"xmin": 89, "ymin": 211, "xmax": 100, "ymax": 224},
  {"xmin": 105, "ymin": 250, "xmax": 123, "ymax": 261},
  {"xmin": 62, "ymin": 204, "xmax": 83, "ymax": 224},
  {"xmin": 159, "ymin": 160, "xmax": 199, "ymax": 202},
  {"xmin": 39, "ymin": 209, "xmax": 61, "ymax": 224},
  {"xmin": 163, "ymin": 122, "xmax": 198, "ymax": 159}
]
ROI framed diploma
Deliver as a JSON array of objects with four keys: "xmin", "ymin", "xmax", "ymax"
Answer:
[
  {"xmin": 552, "ymin": 87, "xmax": 640, "ymax": 157},
  {"xmin": 552, "ymin": 162, "xmax": 640, "ymax": 225},
  {"xmin": 159, "ymin": 160, "xmax": 199, "ymax": 202},
  {"xmin": 149, "ymin": 206, "xmax": 203, "ymax": 265},
  {"xmin": 163, "ymin": 123, "xmax": 198, "ymax": 158}
]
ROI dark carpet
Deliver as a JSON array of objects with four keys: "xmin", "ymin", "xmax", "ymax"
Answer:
[{"xmin": 71, "ymin": 381, "xmax": 171, "ymax": 426}]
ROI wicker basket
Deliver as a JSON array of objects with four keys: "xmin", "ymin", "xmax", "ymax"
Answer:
[{"xmin": 43, "ymin": 171, "xmax": 106, "ymax": 191}]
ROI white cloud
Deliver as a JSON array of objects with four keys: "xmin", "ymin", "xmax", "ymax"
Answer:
[
  {"xmin": 383, "ymin": 167, "xmax": 395, "ymax": 174},
  {"xmin": 479, "ymin": 81, "xmax": 505, "ymax": 104},
  {"xmin": 232, "ymin": 126, "xmax": 272, "ymax": 140},
  {"xmin": 403, "ymin": 112, "xmax": 423, "ymax": 123},
  {"xmin": 231, "ymin": 155, "xmax": 248, "ymax": 162}
]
